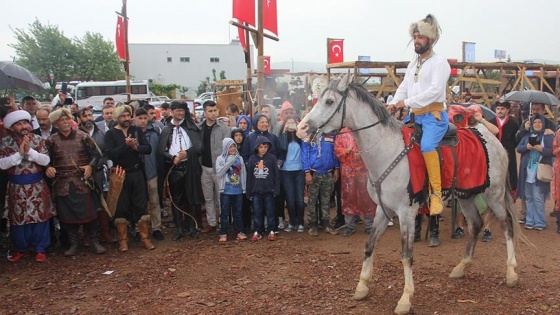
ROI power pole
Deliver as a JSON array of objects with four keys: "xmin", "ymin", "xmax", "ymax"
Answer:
[{"xmin": 244, "ymin": 25, "xmax": 253, "ymax": 118}]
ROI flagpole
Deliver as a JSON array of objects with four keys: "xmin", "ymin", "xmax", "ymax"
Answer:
[
  {"xmin": 123, "ymin": 0, "xmax": 131, "ymax": 102},
  {"xmin": 244, "ymin": 24, "xmax": 253, "ymax": 120},
  {"xmin": 256, "ymin": 0, "xmax": 264, "ymax": 113}
]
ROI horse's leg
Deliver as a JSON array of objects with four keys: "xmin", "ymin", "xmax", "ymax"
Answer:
[
  {"xmin": 450, "ymin": 198, "xmax": 482, "ymax": 278},
  {"xmin": 394, "ymin": 210, "xmax": 416, "ymax": 315},
  {"xmin": 353, "ymin": 210, "xmax": 392, "ymax": 301},
  {"xmin": 486, "ymin": 196, "xmax": 519, "ymax": 287}
]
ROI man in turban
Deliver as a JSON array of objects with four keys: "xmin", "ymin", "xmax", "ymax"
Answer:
[
  {"xmin": 45, "ymin": 108, "xmax": 106, "ymax": 256},
  {"xmin": 0, "ymin": 110, "xmax": 54, "ymax": 262},
  {"xmin": 388, "ymin": 14, "xmax": 450, "ymax": 215},
  {"xmin": 104, "ymin": 105, "xmax": 155, "ymax": 251}
]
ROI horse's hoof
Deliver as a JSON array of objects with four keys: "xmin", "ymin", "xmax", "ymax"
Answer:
[
  {"xmin": 449, "ymin": 266, "xmax": 465, "ymax": 279},
  {"xmin": 506, "ymin": 273, "xmax": 519, "ymax": 288},
  {"xmin": 352, "ymin": 288, "xmax": 369, "ymax": 301},
  {"xmin": 394, "ymin": 302, "xmax": 412, "ymax": 315}
]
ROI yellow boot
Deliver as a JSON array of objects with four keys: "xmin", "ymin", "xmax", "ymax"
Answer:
[{"xmin": 423, "ymin": 151, "xmax": 443, "ymax": 216}]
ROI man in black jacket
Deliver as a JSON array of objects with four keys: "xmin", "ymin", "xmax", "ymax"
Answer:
[
  {"xmin": 105, "ymin": 105, "xmax": 155, "ymax": 252},
  {"xmin": 157, "ymin": 101, "xmax": 204, "ymax": 240},
  {"xmin": 489, "ymin": 102, "xmax": 520, "ymax": 191}
]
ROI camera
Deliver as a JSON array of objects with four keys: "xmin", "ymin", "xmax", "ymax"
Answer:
[{"xmin": 528, "ymin": 135, "xmax": 539, "ymax": 146}]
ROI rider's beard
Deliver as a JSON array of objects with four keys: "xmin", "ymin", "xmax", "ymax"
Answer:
[{"xmin": 415, "ymin": 42, "xmax": 431, "ymax": 55}]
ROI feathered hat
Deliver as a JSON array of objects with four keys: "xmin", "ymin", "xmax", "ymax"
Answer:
[{"xmin": 409, "ymin": 14, "xmax": 442, "ymax": 45}]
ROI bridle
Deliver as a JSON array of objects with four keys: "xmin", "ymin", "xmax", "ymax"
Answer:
[
  {"xmin": 310, "ymin": 85, "xmax": 415, "ymax": 224},
  {"xmin": 312, "ymin": 87, "xmax": 383, "ymax": 142}
]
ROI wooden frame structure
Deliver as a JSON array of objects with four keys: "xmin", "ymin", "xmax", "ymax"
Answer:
[{"xmin": 327, "ymin": 61, "xmax": 560, "ymax": 107}]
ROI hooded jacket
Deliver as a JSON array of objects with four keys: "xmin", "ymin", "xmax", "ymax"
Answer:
[
  {"xmin": 215, "ymin": 137, "xmax": 246, "ymax": 194},
  {"xmin": 246, "ymin": 136, "xmax": 280, "ymax": 198},
  {"xmin": 242, "ymin": 114, "xmax": 283, "ymax": 166},
  {"xmin": 231, "ymin": 128, "xmax": 245, "ymax": 150}
]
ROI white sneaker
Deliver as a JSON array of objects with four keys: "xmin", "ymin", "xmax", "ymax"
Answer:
[
  {"xmin": 284, "ymin": 224, "xmax": 294, "ymax": 232},
  {"xmin": 388, "ymin": 220, "xmax": 394, "ymax": 227},
  {"xmin": 297, "ymin": 225, "xmax": 305, "ymax": 233},
  {"xmin": 278, "ymin": 218, "xmax": 285, "ymax": 230}
]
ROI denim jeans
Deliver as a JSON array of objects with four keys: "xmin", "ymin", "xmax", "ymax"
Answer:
[
  {"xmin": 252, "ymin": 192, "xmax": 276, "ymax": 234},
  {"xmin": 220, "ymin": 193, "xmax": 244, "ymax": 235},
  {"xmin": 281, "ymin": 170, "xmax": 305, "ymax": 227},
  {"xmin": 524, "ymin": 182, "xmax": 546, "ymax": 228}
]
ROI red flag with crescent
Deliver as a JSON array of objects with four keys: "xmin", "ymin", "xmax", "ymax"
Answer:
[
  {"xmin": 233, "ymin": 0, "xmax": 255, "ymax": 26},
  {"xmin": 263, "ymin": 0, "xmax": 278, "ymax": 35},
  {"xmin": 264, "ymin": 56, "xmax": 271, "ymax": 74},
  {"xmin": 328, "ymin": 39, "xmax": 344, "ymax": 64},
  {"xmin": 115, "ymin": 16, "xmax": 126, "ymax": 60}
]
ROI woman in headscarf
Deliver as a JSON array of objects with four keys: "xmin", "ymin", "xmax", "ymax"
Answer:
[
  {"xmin": 516, "ymin": 114, "xmax": 554, "ymax": 231},
  {"xmin": 236, "ymin": 115, "xmax": 252, "ymax": 136}
]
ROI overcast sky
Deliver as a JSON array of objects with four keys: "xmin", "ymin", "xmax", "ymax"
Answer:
[{"xmin": 3, "ymin": 0, "xmax": 560, "ymax": 66}]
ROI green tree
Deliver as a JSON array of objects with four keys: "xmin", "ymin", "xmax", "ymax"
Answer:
[
  {"xmin": 149, "ymin": 83, "xmax": 187, "ymax": 98},
  {"xmin": 197, "ymin": 69, "xmax": 226, "ymax": 95},
  {"xmin": 10, "ymin": 19, "xmax": 76, "ymax": 89},
  {"xmin": 10, "ymin": 19, "xmax": 124, "ymax": 90},
  {"xmin": 74, "ymin": 32, "xmax": 123, "ymax": 81}
]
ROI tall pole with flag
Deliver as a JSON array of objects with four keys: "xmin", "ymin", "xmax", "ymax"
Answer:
[
  {"xmin": 116, "ymin": 0, "xmax": 131, "ymax": 101},
  {"xmin": 231, "ymin": 0, "xmax": 278, "ymax": 115}
]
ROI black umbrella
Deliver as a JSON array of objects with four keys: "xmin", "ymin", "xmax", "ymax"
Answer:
[
  {"xmin": 504, "ymin": 90, "xmax": 558, "ymax": 106},
  {"xmin": 0, "ymin": 61, "xmax": 46, "ymax": 92}
]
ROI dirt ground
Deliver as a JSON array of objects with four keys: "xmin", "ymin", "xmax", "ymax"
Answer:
[{"xmin": 1, "ymin": 200, "xmax": 559, "ymax": 315}]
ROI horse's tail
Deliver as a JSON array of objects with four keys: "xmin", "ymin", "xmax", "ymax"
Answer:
[{"xmin": 503, "ymin": 173, "xmax": 533, "ymax": 248}]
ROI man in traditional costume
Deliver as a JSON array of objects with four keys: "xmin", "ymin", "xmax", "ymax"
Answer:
[
  {"xmin": 46, "ymin": 108, "xmax": 106, "ymax": 256},
  {"xmin": 157, "ymin": 101, "xmax": 204, "ymax": 241},
  {"xmin": 104, "ymin": 105, "xmax": 155, "ymax": 251},
  {"xmin": 77, "ymin": 107, "xmax": 116, "ymax": 243},
  {"xmin": 388, "ymin": 14, "xmax": 450, "ymax": 215},
  {"xmin": 0, "ymin": 110, "xmax": 55, "ymax": 262}
]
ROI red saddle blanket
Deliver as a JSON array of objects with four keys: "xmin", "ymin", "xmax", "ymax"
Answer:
[{"xmin": 402, "ymin": 126, "xmax": 489, "ymax": 201}]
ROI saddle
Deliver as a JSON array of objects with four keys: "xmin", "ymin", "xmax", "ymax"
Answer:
[{"xmin": 412, "ymin": 122, "xmax": 459, "ymax": 147}]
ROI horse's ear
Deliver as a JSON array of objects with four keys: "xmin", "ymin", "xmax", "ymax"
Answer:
[{"xmin": 337, "ymin": 71, "xmax": 352, "ymax": 90}]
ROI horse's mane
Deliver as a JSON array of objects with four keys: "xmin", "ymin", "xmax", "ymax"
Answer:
[{"xmin": 323, "ymin": 80, "xmax": 401, "ymax": 132}]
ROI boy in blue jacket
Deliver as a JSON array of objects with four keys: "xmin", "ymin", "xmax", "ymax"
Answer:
[
  {"xmin": 302, "ymin": 132, "xmax": 340, "ymax": 236},
  {"xmin": 246, "ymin": 136, "xmax": 280, "ymax": 241}
]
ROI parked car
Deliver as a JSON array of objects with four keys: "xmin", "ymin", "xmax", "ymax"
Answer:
[
  {"xmin": 194, "ymin": 92, "xmax": 215, "ymax": 105},
  {"xmin": 147, "ymin": 96, "xmax": 171, "ymax": 107}
]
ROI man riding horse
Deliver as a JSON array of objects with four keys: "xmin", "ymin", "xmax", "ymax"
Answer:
[{"xmin": 388, "ymin": 14, "xmax": 450, "ymax": 216}]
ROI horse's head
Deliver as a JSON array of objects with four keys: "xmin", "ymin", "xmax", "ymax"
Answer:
[{"xmin": 296, "ymin": 73, "xmax": 353, "ymax": 141}]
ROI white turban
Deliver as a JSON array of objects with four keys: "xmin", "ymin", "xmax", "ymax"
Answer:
[{"xmin": 3, "ymin": 110, "xmax": 31, "ymax": 129}]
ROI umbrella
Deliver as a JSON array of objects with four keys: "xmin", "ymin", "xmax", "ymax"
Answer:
[
  {"xmin": 0, "ymin": 61, "xmax": 46, "ymax": 92},
  {"xmin": 504, "ymin": 90, "xmax": 558, "ymax": 106}
]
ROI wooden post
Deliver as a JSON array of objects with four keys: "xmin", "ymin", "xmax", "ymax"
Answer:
[
  {"xmin": 256, "ymin": 0, "xmax": 264, "ymax": 113},
  {"xmin": 244, "ymin": 24, "xmax": 253, "ymax": 120},
  {"xmin": 122, "ymin": 0, "xmax": 131, "ymax": 102}
]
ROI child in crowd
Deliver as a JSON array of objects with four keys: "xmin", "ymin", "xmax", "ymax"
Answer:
[
  {"xmin": 231, "ymin": 128, "xmax": 252, "ymax": 233},
  {"xmin": 246, "ymin": 136, "xmax": 280, "ymax": 241},
  {"xmin": 215, "ymin": 138, "xmax": 247, "ymax": 242}
]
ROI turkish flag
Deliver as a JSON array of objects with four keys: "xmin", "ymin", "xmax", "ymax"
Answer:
[
  {"xmin": 238, "ymin": 26, "xmax": 248, "ymax": 52},
  {"xmin": 233, "ymin": 0, "xmax": 255, "ymax": 26},
  {"xmin": 115, "ymin": 16, "xmax": 126, "ymax": 60},
  {"xmin": 263, "ymin": 0, "xmax": 278, "ymax": 36},
  {"xmin": 328, "ymin": 39, "xmax": 344, "ymax": 64},
  {"xmin": 264, "ymin": 56, "xmax": 271, "ymax": 74}
]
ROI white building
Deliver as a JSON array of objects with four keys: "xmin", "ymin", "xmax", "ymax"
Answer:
[{"xmin": 128, "ymin": 40, "xmax": 252, "ymax": 92}]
